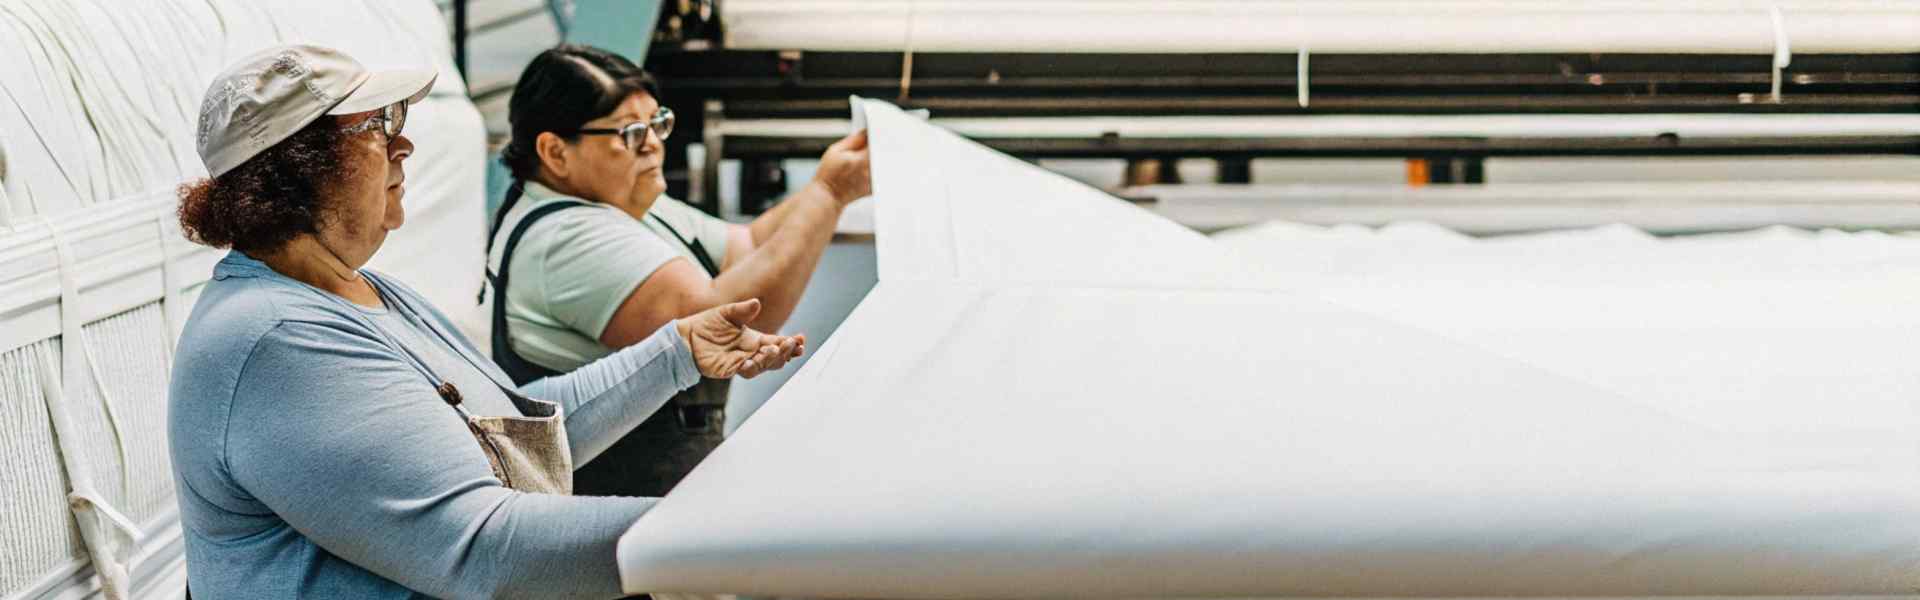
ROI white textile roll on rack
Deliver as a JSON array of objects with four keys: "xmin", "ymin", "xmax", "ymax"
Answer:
[
  {"xmin": 719, "ymin": 113, "xmax": 1920, "ymax": 141},
  {"xmin": 725, "ymin": 0, "xmax": 1920, "ymax": 54}
]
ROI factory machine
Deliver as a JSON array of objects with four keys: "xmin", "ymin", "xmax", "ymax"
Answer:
[
  {"xmin": 620, "ymin": 1, "xmax": 1920, "ymax": 232},
  {"xmin": 617, "ymin": 1, "xmax": 1920, "ymax": 432}
]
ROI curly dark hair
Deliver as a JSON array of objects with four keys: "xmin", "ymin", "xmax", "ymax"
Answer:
[{"xmin": 177, "ymin": 117, "xmax": 356, "ymax": 253}]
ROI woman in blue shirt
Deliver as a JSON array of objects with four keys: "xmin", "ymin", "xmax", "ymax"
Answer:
[{"xmin": 168, "ymin": 44, "xmax": 802, "ymax": 598}]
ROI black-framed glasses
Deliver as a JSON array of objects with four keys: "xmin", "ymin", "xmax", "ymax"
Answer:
[
  {"xmin": 341, "ymin": 101, "xmax": 408, "ymax": 142},
  {"xmin": 567, "ymin": 106, "xmax": 674, "ymax": 152}
]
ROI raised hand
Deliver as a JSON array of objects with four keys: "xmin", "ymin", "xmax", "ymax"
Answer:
[
  {"xmin": 676, "ymin": 299, "xmax": 806, "ymax": 379},
  {"xmin": 813, "ymin": 129, "xmax": 871, "ymax": 205}
]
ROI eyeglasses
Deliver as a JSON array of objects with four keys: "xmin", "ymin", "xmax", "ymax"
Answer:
[
  {"xmin": 340, "ymin": 101, "xmax": 408, "ymax": 142},
  {"xmin": 567, "ymin": 106, "xmax": 674, "ymax": 152}
]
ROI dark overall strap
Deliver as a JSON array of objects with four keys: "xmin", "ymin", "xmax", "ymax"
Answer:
[
  {"xmin": 649, "ymin": 213, "xmax": 722, "ymax": 277},
  {"xmin": 489, "ymin": 200, "xmax": 590, "ymax": 385},
  {"xmin": 644, "ymin": 212, "xmax": 728, "ymax": 413}
]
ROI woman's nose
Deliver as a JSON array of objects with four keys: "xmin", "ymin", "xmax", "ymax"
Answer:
[
  {"xmin": 642, "ymin": 128, "xmax": 664, "ymax": 154},
  {"xmin": 390, "ymin": 134, "xmax": 415, "ymax": 162}
]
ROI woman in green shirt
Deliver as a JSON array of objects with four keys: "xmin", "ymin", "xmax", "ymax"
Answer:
[{"xmin": 484, "ymin": 45, "xmax": 872, "ymax": 496}]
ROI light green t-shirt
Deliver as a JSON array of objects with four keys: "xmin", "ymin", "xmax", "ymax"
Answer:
[{"xmin": 487, "ymin": 181, "xmax": 732, "ymax": 372}]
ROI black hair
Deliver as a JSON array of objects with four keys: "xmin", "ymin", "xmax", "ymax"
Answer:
[{"xmin": 489, "ymin": 44, "xmax": 661, "ymax": 253}]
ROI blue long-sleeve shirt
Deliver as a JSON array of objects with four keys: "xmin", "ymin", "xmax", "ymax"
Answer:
[{"xmin": 169, "ymin": 251, "xmax": 700, "ymax": 599}]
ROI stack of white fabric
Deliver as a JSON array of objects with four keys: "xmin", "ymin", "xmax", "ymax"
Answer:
[
  {"xmin": 0, "ymin": 0, "xmax": 486, "ymax": 332},
  {"xmin": 0, "ymin": 3, "xmax": 484, "ymax": 598},
  {"xmin": 617, "ymin": 99, "xmax": 1920, "ymax": 598}
]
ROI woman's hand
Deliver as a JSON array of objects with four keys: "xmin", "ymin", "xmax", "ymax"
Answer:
[
  {"xmin": 676, "ymin": 299, "xmax": 806, "ymax": 379},
  {"xmin": 812, "ymin": 129, "xmax": 871, "ymax": 206}
]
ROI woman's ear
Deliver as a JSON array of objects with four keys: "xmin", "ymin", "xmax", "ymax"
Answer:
[{"xmin": 535, "ymin": 131, "xmax": 570, "ymax": 181}]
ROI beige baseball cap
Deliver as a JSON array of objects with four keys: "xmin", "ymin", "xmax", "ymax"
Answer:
[{"xmin": 196, "ymin": 44, "xmax": 437, "ymax": 178}]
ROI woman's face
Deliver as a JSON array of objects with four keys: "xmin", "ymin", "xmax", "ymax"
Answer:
[
  {"xmin": 562, "ymin": 92, "xmax": 668, "ymax": 215},
  {"xmin": 322, "ymin": 110, "xmax": 414, "ymax": 267}
]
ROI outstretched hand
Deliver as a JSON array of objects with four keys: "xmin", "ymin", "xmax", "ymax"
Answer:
[{"xmin": 676, "ymin": 299, "xmax": 806, "ymax": 379}]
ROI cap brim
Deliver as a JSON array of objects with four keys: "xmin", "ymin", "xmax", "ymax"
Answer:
[{"xmin": 326, "ymin": 69, "xmax": 437, "ymax": 115}]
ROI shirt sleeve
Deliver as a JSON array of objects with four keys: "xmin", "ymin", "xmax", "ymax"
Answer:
[
  {"xmin": 646, "ymin": 195, "xmax": 731, "ymax": 268},
  {"xmin": 226, "ymin": 320, "xmax": 654, "ymax": 599},
  {"xmin": 376, "ymin": 271, "xmax": 702, "ymax": 465},
  {"xmin": 520, "ymin": 320, "xmax": 703, "ymax": 465},
  {"xmin": 528, "ymin": 207, "xmax": 679, "ymax": 340}
]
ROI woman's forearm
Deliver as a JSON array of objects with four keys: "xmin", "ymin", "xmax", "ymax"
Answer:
[
  {"xmin": 708, "ymin": 183, "xmax": 844, "ymax": 331},
  {"xmin": 747, "ymin": 185, "xmax": 812, "ymax": 245},
  {"xmin": 523, "ymin": 321, "xmax": 701, "ymax": 465}
]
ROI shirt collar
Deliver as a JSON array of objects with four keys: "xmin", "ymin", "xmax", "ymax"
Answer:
[
  {"xmin": 521, "ymin": 180, "xmax": 568, "ymax": 203},
  {"xmin": 211, "ymin": 249, "xmax": 275, "ymax": 281},
  {"xmin": 211, "ymin": 249, "xmax": 375, "ymax": 288}
]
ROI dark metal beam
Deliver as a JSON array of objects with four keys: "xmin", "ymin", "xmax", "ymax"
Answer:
[{"xmin": 645, "ymin": 50, "xmax": 1920, "ymax": 116}]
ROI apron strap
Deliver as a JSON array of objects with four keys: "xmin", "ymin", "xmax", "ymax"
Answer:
[
  {"xmin": 313, "ymin": 276, "xmax": 526, "ymax": 444},
  {"xmin": 364, "ymin": 271, "xmax": 527, "ymax": 399},
  {"xmin": 297, "ymin": 268, "xmax": 473, "ymax": 419},
  {"xmin": 317, "ymin": 276, "xmax": 563, "ymax": 492},
  {"xmin": 487, "ymin": 200, "xmax": 589, "ymax": 385},
  {"xmin": 649, "ymin": 212, "xmax": 722, "ymax": 277}
]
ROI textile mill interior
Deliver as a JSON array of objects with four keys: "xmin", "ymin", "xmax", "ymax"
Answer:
[{"xmin": 3, "ymin": 1, "xmax": 1920, "ymax": 598}]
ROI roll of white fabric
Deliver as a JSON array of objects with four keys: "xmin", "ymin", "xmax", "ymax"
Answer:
[{"xmin": 725, "ymin": 1, "xmax": 1920, "ymax": 53}]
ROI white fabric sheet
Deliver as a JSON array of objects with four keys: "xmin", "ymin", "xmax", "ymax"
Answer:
[
  {"xmin": 618, "ymin": 99, "xmax": 1920, "ymax": 598},
  {"xmin": 1130, "ymin": 182, "xmax": 1920, "ymax": 234},
  {"xmin": 1222, "ymin": 223, "xmax": 1920, "ymax": 437}
]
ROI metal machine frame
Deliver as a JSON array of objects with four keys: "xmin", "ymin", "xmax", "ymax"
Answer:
[
  {"xmin": 659, "ymin": 47, "xmax": 1918, "ymax": 204},
  {"xmin": 441, "ymin": 2, "xmax": 1920, "ymax": 216}
]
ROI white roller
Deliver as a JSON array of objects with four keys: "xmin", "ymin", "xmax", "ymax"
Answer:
[
  {"xmin": 721, "ymin": 113, "xmax": 1920, "ymax": 140},
  {"xmin": 725, "ymin": 1, "xmax": 1920, "ymax": 54}
]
